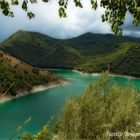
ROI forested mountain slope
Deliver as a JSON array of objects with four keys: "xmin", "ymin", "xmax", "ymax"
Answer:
[
  {"xmin": 77, "ymin": 42, "xmax": 140, "ymax": 77},
  {"xmin": 1, "ymin": 30, "xmax": 140, "ymax": 77},
  {"xmin": 0, "ymin": 51, "xmax": 59, "ymax": 96}
]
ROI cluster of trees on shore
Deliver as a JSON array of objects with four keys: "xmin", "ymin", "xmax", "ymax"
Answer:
[
  {"xmin": 20, "ymin": 73, "xmax": 140, "ymax": 140},
  {"xmin": 0, "ymin": 51, "xmax": 58, "ymax": 96}
]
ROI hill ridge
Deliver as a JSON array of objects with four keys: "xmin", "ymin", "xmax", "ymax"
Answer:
[
  {"xmin": 0, "ymin": 50, "xmax": 59, "ymax": 96},
  {"xmin": 0, "ymin": 30, "xmax": 140, "ymax": 77}
]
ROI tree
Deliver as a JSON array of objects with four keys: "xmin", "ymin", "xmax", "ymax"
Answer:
[
  {"xmin": 0, "ymin": 0, "xmax": 140, "ymax": 35},
  {"xmin": 57, "ymin": 73, "xmax": 140, "ymax": 139}
]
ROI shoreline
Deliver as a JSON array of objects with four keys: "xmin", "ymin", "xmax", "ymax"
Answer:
[
  {"xmin": 48, "ymin": 68, "xmax": 140, "ymax": 79},
  {"xmin": 0, "ymin": 79, "xmax": 69, "ymax": 104},
  {"xmin": 72, "ymin": 70, "xmax": 140, "ymax": 80},
  {"xmin": 0, "ymin": 69, "xmax": 139, "ymax": 104}
]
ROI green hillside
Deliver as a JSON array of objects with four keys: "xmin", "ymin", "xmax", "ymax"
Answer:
[
  {"xmin": 0, "ymin": 30, "xmax": 82, "ymax": 68},
  {"xmin": 0, "ymin": 51, "xmax": 59, "ymax": 96},
  {"xmin": 1, "ymin": 30, "xmax": 58, "ymax": 66},
  {"xmin": 63, "ymin": 33, "xmax": 140, "ymax": 57},
  {"xmin": 1, "ymin": 30, "xmax": 140, "ymax": 77},
  {"xmin": 35, "ymin": 43, "xmax": 83, "ymax": 69},
  {"xmin": 77, "ymin": 42, "xmax": 140, "ymax": 77}
]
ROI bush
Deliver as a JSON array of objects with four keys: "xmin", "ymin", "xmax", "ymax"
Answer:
[
  {"xmin": 0, "ymin": 51, "xmax": 4, "ymax": 57},
  {"xmin": 58, "ymin": 73, "xmax": 140, "ymax": 140},
  {"xmin": 32, "ymin": 67, "xmax": 39, "ymax": 75}
]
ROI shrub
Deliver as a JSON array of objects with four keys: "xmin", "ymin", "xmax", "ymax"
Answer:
[
  {"xmin": 32, "ymin": 67, "xmax": 39, "ymax": 75},
  {"xmin": 0, "ymin": 51, "xmax": 4, "ymax": 57},
  {"xmin": 58, "ymin": 73, "xmax": 140, "ymax": 140}
]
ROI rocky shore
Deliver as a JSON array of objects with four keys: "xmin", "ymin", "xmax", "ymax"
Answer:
[{"xmin": 0, "ymin": 80, "xmax": 68, "ymax": 104}]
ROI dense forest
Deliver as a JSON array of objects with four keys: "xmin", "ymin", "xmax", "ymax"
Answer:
[
  {"xmin": 1, "ymin": 30, "xmax": 140, "ymax": 77},
  {"xmin": 77, "ymin": 42, "xmax": 140, "ymax": 77},
  {"xmin": 0, "ymin": 51, "xmax": 59, "ymax": 96}
]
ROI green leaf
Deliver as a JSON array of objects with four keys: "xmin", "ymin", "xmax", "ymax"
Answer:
[
  {"xmin": 30, "ymin": 0, "xmax": 37, "ymax": 3},
  {"xmin": 27, "ymin": 12, "xmax": 35, "ymax": 19},
  {"xmin": 22, "ymin": 0, "xmax": 28, "ymax": 11},
  {"xmin": 11, "ymin": 0, "xmax": 19, "ymax": 5}
]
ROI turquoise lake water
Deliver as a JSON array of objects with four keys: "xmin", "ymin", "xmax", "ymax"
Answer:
[{"xmin": 0, "ymin": 70, "xmax": 140, "ymax": 139}]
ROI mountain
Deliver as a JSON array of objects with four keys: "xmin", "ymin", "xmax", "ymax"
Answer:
[
  {"xmin": 0, "ymin": 30, "xmax": 82, "ymax": 68},
  {"xmin": 77, "ymin": 42, "xmax": 140, "ymax": 77},
  {"xmin": 0, "ymin": 30, "xmax": 140, "ymax": 77},
  {"xmin": 35, "ymin": 43, "xmax": 82, "ymax": 69},
  {"xmin": 0, "ymin": 30, "xmax": 58, "ymax": 66},
  {"xmin": 0, "ymin": 51, "xmax": 59, "ymax": 96}
]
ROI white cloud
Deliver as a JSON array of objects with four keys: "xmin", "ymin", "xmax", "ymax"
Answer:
[{"xmin": 0, "ymin": 0, "xmax": 139, "ymax": 41}]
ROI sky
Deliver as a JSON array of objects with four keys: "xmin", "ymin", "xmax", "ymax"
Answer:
[{"xmin": 0, "ymin": 0, "xmax": 140, "ymax": 42}]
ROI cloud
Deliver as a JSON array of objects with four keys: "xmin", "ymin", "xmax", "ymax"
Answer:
[
  {"xmin": 0, "ymin": 0, "xmax": 139, "ymax": 42},
  {"xmin": 122, "ymin": 13, "xmax": 140, "ymax": 37}
]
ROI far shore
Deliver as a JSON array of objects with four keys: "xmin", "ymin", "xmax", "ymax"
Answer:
[
  {"xmin": 72, "ymin": 70, "xmax": 140, "ymax": 80},
  {"xmin": 0, "ymin": 79, "xmax": 69, "ymax": 104},
  {"xmin": 48, "ymin": 68, "xmax": 140, "ymax": 79}
]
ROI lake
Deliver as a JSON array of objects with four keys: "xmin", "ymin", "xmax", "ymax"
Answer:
[{"xmin": 0, "ymin": 70, "xmax": 140, "ymax": 140}]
